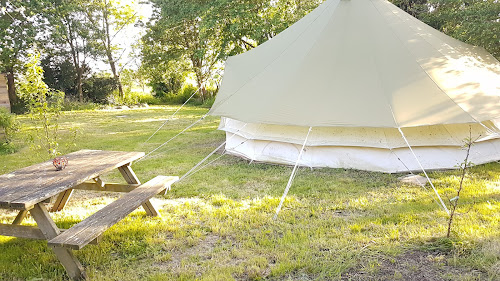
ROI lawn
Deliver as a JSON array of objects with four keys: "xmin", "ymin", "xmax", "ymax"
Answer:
[{"xmin": 0, "ymin": 105, "xmax": 499, "ymax": 280}]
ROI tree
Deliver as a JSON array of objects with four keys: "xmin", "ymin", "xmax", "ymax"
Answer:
[
  {"xmin": 0, "ymin": 0, "xmax": 40, "ymax": 109},
  {"xmin": 84, "ymin": 0, "xmax": 138, "ymax": 99},
  {"xmin": 213, "ymin": 0, "xmax": 323, "ymax": 48},
  {"xmin": 42, "ymin": 0, "xmax": 93, "ymax": 102},
  {"xmin": 390, "ymin": 0, "xmax": 500, "ymax": 61},
  {"xmin": 390, "ymin": 0, "xmax": 428, "ymax": 17},
  {"xmin": 42, "ymin": 56, "xmax": 76, "ymax": 97},
  {"xmin": 142, "ymin": 0, "xmax": 322, "ymax": 99},
  {"xmin": 422, "ymin": 0, "xmax": 500, "ymax": 60},
  {"xmin": 143, "ymin": 0, "xmax": 224, "ymax": 99}
]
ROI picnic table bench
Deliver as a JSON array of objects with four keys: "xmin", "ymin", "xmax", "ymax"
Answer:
[{"xmin": 0, "ymin": 150, "xmax": 178, "ymax": 280}]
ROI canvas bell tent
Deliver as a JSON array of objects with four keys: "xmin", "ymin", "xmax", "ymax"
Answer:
[{"xmin": 208, "ymin": 0, "xmax": 500, "ymax": 173}]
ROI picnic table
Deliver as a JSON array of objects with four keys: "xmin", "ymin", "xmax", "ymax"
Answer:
[{"xmin": 0, "ymin": 150, "xmax": 178, "ymax": 280}]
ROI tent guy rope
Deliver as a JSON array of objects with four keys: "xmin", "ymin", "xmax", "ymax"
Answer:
[
  {"xmin": 137, "ymin": 113, "xmax": 209, "ymax": 163},
  {"xmin": 391, "ymin": 150, "xmax": 445, "ymax": 211},
  {"xmin": 274, "ymin": 127, "xmax": 313, "ymax": 220},
  {"xmin": 398, "ymin": 127, "xmax": 450, "ymax": 215},
  {"xmin": 179, "ymin": 123, "xmax": 247, "ymax": 182},
  {"xmin": 144, "ymin": 83, "xmax": 206, "ymax": 143}
]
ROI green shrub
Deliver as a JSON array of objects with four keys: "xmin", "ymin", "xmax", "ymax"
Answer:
[
  {"xmin": 137, "ymin": 94, "xmax": 161, "ymax": 105},
  {"xmin": 83, "ymin": 76, "xmax": 119, "ymax": 104},
  {"xmin": 201, "ymin": 96, "xmax": 216, "ymax": 108},
  {"xmin": 0, "ymin": 108, "xmax": 17, "ymax": 143},
  {"xmin": 160, "ymin": 84, "xmax": 199, "ymax": 104},
  {"xmin": 149, "ymin": 71, "xmax": 186, "ymax": 98}
]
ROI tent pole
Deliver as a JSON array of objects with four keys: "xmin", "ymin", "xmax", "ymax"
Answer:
[
  {"xmin": 274, "ymin": 127, "xmax": 313, "ymax": 220},
  {"xmin": 397, "ymin": 128, "xmax": 450, "ymax": 215}
]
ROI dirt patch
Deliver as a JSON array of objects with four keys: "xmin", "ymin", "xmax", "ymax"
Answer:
[{"xmin": 342, "ymin": 250, "xmax": 485, "ymax": 281}]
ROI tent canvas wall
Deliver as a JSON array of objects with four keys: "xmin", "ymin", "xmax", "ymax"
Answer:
[
  {"xmin": 209, "ymin": 0, "xmax": 500, "ymax": 173},
  {"xmin": 0, "ymin": 74, "xmax": 10, "ymax": 113}
]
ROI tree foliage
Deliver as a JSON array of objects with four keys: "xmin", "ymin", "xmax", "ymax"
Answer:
[
  {"xmin": 391, "ymin": 0, "xmax": 500, "ymax": 60},
  {"xmin": 17, "ymin": 50, "xmax": 65, "ymax": 158},
  {"xmin": 423, "ymin": 0, "xmax": 500, "ymax": 59},
  {"xmin": 0, "ymin": 0, "xmax": 41, "ymax": 108},
  {"xmin": 40, "ymin": 0, "xmax": 93, "ymax": 102},
  {"xmin": 142, "ymin": 0, "xmax": 322, "ymax": 99},
  {"xmin": 84, "ymin": 0, "xmax": 138, "ymax": 98},
  {"xmin": 1, "ymin": 0, "xmax": 498, "ymax": 108},
  {"xmin": 82, "ymin": 74, "xmax": 118, "ymax": 104}
]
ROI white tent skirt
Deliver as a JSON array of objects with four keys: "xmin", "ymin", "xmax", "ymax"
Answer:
[{"xmin": 220, "ymin": 117, "xmax": 500, "ymax": 173}]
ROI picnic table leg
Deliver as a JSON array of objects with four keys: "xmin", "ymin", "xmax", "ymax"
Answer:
[
  {"xmin": 118, "ymin": 164, "xmax": 160, "ymax": 217},
  {"xmin": 50, "ymin": 189, "xmax": 74, "ymax": 212},
  {"xmin": 12, "ymin": 210, "xmax": 28, "ymax": 225},
  {"xmin": 30, "ymin": 203, "xmax": 87, "ymax": 280}
]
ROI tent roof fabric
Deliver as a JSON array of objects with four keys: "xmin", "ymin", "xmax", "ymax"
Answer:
[{"xmin": 209, "ymin": 0, "xmax": 500, "ymax": 128}]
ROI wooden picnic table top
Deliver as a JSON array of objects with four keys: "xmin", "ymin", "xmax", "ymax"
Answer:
[{"xmin": 0, "ymin": 149, "xmax": 144, "ymax": 211}]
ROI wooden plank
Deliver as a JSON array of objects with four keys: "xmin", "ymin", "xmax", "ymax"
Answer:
[
  {"xmin": 50, "ymin": 189, "xmax": 74, "ymax": 212},
  {"xmin": 8, "ymin": 151, "xmax": 144, "ymax": 209},
  {"xmin": 0, "ymin": 150, "xmax": 139, "ymax": 203},
  {"xmin": 49, "ymin": 176, "xmax": 178, "ymax": 250},
  {"xmin": 30, "ymin": 203, "xmax": 87, "ymax": 280},
  {"xmin": 0, "ymin": 224, "xmax": 46, "ymax": 239},
  {"xmin": 12, "ymin": 210, "xmax": 28, "ymax": 225},
  {"xmin": 118, "ymin": 164, "xmax": 159, "ymax": 217},
  {"xmin": 0, "ymin": 224, "xmax": 101, "ymax": 245},
  {"xmin": 0, "ymin": 150, "xmax": 144, "ymax": 210},
  {"xmin": 73, "ymin": 182, "xmax": 139, "ymax": 193},
  {"xmin": 118, "ymin": 164, "xmax": 141, "ymax": 184}
]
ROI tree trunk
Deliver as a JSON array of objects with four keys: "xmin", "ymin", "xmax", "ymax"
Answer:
[
  {"xmin": 107, "ymin": 56, "xmax": 123, "ymax": 98},
  {"xmin": 6, "ymin": 69, "xmax": 18, "ymax": 107},
  {"xmin": 106, "ymin": 64, "xmax": 123, "ymax": 100},
  {"xmin": 194, "ymin": 72, "xmax": 206, "ymax": 101},
  {"xmin": 76, "ymin": 67, "xmax": 83, "ymax": 102},
  {"xmin": 191, "ymin": 56, "xmax": 206, "ymax": 100},
  {"xmin": 103, "ymin": 7, "xmax": 124, "ymax": 99}
]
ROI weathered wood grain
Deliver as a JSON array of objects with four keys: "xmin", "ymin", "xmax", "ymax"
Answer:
[
  {"xmin": 50, "ymin": 189, "xmax": 74, "ymax": 212},
  {"xmin": 0, "ymin": 150, "xmax": 144, "ymax": 210},
  {"xmin": 0, "ymin": 224, "xmax": 47, "ymax": 239},
  {"xmin": 48, "ymin": 176, "xmax": 178, "ymax": 250},
  {"xmin": 118, "ymin": 164, "xmax": 159, "ymax": 217},
  {"xmin": 12, "ymin": 210, "xmax": 28, "ymax": 225},
  {"xmin": 30, "ymin": 203, "xmax": 87, "ymax": 280},
  {"xmin": 0, "ymin": 224, "xmax": 102, "ymax": 245},
  {"xmin": 73, "ymin": 182, "xmax": 140, "ymax": 192}
]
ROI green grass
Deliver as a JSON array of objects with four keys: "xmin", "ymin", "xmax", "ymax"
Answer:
[{"xmin": 0, "ymin": 106, "xmax": 499, "ymax": 280}]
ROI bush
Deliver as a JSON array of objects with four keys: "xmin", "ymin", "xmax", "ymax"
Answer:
[
  {"xmin": 83, "ymin": 76, "xmax": 119, "ymax": 104},
  {"xmin": 137, "ymin": 94, "xmax": 160, "ymax": 105},
  {"xmin": 158, "ymin": 84, "xmax": 199, "ymax": 104},
  {"xmin": 201, "ymin": 96, "xmax": 216, "ymax": 108},
  {"xmin": 149, "ymin": 68, "xmax": 186, "ymax": 98},
  {"xmin": 0, "ymin": 108, "xmax": 17, "ymax": 143}
]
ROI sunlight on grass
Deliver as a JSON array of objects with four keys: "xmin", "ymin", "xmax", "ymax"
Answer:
[{"xmin": 0, "ymin": 106, "xmax": 499, "ymax": 280}]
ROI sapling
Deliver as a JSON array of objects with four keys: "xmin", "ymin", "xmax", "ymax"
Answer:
[
  {"xmin": 446, "ymin": 128, "xmax": 479, "ymax": 238},
  {"xmin": 17, "ymin": 50, "xmax": 65, "ymax": 158}
]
